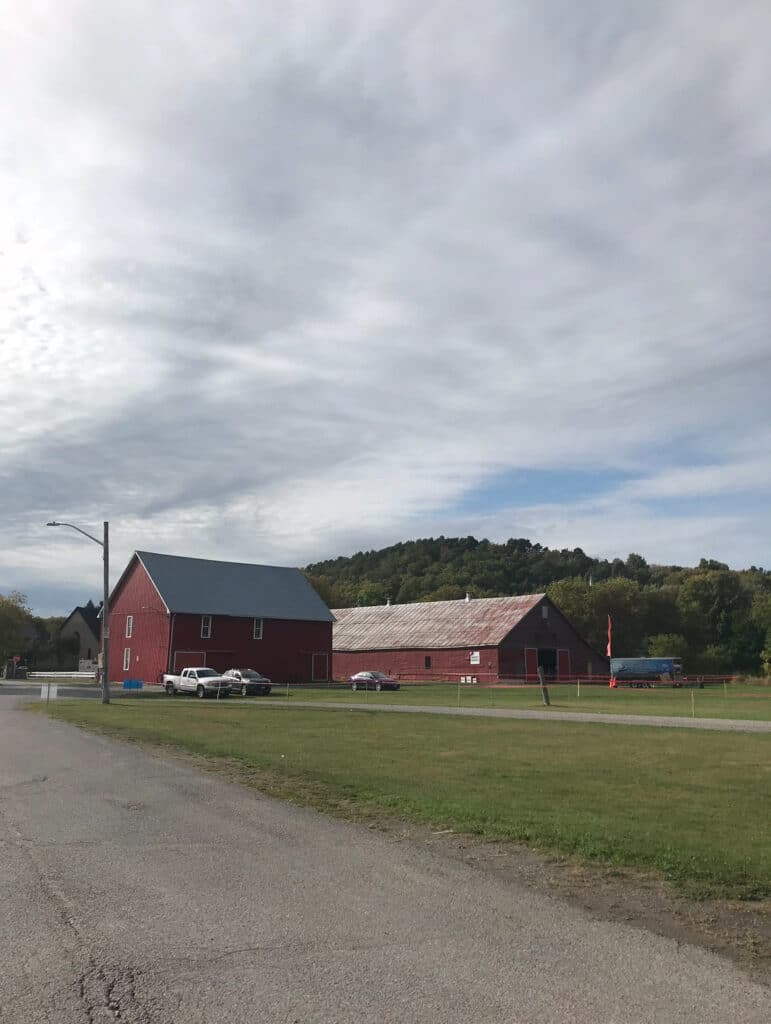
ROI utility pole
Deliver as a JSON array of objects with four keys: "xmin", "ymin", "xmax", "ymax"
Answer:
[
  {"xmin": 46, "ymin": 519, "xmax": 111, "ymax": 704},
  {"xmin": 102, "ymin": 521, "xmax": 110, "ymax": 704}
]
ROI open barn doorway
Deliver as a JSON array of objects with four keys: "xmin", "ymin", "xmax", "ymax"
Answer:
[{"xmin": 537, "ymin": 648, "xmax": 557, "ymax": 679}]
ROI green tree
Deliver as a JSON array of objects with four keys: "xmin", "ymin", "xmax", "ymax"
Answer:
[
  {"xmin": 624, "ymin": 552, "xmax": 651, "ymax": 586},
  {"xmin": 751, "ymin": 592, "xmax": 771, "ymax": 675},
  {"xmin": 647, "ymin": 633, "xmax": 689, "ymax": 660},
  {"xmin": 420, "ymin": 584, "xmax": 468, "ymax": 602},
  {"xmin": 0, "ymin": 591, "xmax": 33, "ymax": 663},
  {"xmin": 675, "ymin": 569, "xmax": 753, "ymax": 663},
  {"xmin": 355, "ymin": 580, "xmax": 390, "ymax": 606},
  {"xmin": 590, "ymin": 578, "xmax": 646, "ymax": 656},
  {"xmin": 547, "ymin": 578, "xmax": 593, "ymax": 639}
]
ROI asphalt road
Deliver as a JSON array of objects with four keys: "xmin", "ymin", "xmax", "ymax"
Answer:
[
  {"xmin": 0, "ymin": 684, "xmax": 102, "ymax": 700},
  {"xmin": 1, "ymin": 704, "xmax": 768, "ymax": 1023}
]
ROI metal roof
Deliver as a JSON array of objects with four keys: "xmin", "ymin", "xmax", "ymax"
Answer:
[
  {"xmin": 332, "ymin": 595, "xmax": 545, "ymax": 651},
  {"xmin": 135, "ymin": 551, "xmax": 334, "ymax": 621}
]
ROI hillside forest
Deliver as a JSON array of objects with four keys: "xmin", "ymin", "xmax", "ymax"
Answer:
[{"xmin": 306, "ymin": 537, "xmax": 771, "ymax": 675}]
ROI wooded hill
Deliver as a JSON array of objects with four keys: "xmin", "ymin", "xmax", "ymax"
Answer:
[{"xmin": 305, "ymin": 537, "xmax": 771, "ymax": 675}]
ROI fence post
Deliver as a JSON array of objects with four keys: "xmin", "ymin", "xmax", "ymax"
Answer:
[{"xmin": 537, "ymin": 667, "xmax": 551, "ymax": 706}]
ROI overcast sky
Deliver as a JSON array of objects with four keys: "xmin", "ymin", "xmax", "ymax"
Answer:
[{"xmin": 2, "ymin": 1, "xmax": 770, "ymax": 615}]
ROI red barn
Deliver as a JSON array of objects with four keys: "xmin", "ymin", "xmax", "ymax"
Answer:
[
  {"xmin": 333, "ymin": 594, "xmax": 606, "ymax": 683},
  {"xmin": 108, "ymin": 551, "xmax": 333, "ymax": 686}
]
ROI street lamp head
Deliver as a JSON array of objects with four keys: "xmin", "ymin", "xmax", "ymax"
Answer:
[{"xmin": 46, "ymin": 521, "xmax": 61, "ymax": 527}]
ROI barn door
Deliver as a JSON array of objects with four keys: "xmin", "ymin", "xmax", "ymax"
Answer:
[
  {"xmin": 312, "ymin": 653, "xmax": 329, "ymax": 683},
  {"xmin": 525, "ymin": 648, "xmax": 538, "ymax": 682},
  {"xmin": 557, "ymin": 649, "xmax": 571, "ymax": 680},
  {"xmin": 174, "ymin": 650, "xmax": 205, "ymax": 671}
]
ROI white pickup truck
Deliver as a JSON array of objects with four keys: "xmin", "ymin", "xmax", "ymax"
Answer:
[{"xmin": 163, "ymin": 667, "xmax": 231, "ymax": 699}]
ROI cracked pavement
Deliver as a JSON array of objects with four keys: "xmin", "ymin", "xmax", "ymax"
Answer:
[{"xmin": 0, "ymin": 703, "xmax": 768, "ymax": 1023}]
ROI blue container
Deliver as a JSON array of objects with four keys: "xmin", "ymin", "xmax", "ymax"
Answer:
[{"xmin": 610, "ymin": 658, "xmax": 681, "ymax": 680}]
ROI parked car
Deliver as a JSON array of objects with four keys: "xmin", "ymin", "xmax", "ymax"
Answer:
[
  {"xmin": 163, "ymin": 667, "xmax": 231, "ymax": 698},
  {"xmin": 350, "ymin": 671, "xmax": 400, "ymax": 692},
  {"xmin": 222, "ymin": 668, "xmax": 272, "ymax": 697}
]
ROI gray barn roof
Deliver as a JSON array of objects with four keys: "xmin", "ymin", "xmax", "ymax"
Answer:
[
  {"xmin": 332, "ymin": 595, "xmax": 545, "ymax": 651},
  {"xmin": 135, "ymin": 551, "xmax": 333, "ymax": 621}
]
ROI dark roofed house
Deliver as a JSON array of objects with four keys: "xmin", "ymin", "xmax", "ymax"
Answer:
[
  {"xmin": 59, "ymin": 601, "xmax": 102, "ymax": 667},
  {"xmin": 333, "ymin": 594, "xmax": 607, "ymax": 683},
  {"xmin": 108, "ymin": 551, "xmax": 333, "ymax": 686}
]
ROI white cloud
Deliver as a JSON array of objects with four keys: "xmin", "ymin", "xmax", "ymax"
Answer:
[{"xmin": 1, "ymin": 0, "xmax": 770, "ymax": 611}]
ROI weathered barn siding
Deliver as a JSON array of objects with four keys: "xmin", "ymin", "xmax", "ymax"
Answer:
[
  {"xmin": 334, "ymin": 646, "xmax": 501, "ymax": 683},
  {"xmin": 501, "ymin": 602, "xmax": 602, "ymax": 679},
  {"xmin": 170, "ymin": 615, "xmax": 331, "ymax": 683},
  {"xmin": 108, "ymin": 560, "xmax": 169, "ymax": 684}
]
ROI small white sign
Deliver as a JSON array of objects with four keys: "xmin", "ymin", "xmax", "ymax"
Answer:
[
  {"xmin": 40, "ymin": 683, "xmax": 58, "ymax": 701},
  {"xmin": 470, "ymin": 651, "xmax": 480, "ymax": 665}
]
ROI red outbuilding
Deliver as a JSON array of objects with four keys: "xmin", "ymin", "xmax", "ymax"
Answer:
[
  {"xmin": 332, "ymin": 594, "xmax": 606, "ymax": 684},
  {"xmin": 108, "ymin": 551, "xmax": 333, "ymax": 686}
]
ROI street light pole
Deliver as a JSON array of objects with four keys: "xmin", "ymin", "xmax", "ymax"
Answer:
[
  {"xmin": 46, "ymin": 519, "xmax": 111, "ymax": 705},
  {"xmin": 102, "ymin": 521, "xmax": 110, "ymax": 705}
]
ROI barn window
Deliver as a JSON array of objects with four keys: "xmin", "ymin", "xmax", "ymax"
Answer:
[
  {"xmin": 125, "ymin": 615, "xmax": 133, "ymax": 639},
  {"xmin": 123, "ymin": 648, "xmax": 131, "ymax": 671},
  {"xmin": 253, "ymin": 618, "xmax": 263, "ymax": 640},
  {"xmin": 541, "ymin": 605, "xmax": 549, "ymax": 619},
  {"xmin": 200, "ymin": 615, "xmax": 212, "ymax": 639},
  {"xmin": 424, "ymin": 655, "xmax": 432, "ymax": 669}
]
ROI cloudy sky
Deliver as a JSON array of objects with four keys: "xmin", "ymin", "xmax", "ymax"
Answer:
[{"xmin": 2, "ymin": 1, "xmax": 770, "ymax": 614}]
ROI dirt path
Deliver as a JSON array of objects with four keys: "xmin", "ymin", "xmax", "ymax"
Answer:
[{"xmin": 257, "ymin": 698, "xmax": 771, "ymax": 732}]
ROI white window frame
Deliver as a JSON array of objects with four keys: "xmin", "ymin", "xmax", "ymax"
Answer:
[
  {"xmin": 470, "ymin": 651, "xmax": 481, "ymax": 665},
  {"xmin": 123, "ymin": 648, "xmax": 131, "ymax": 672},
  {"xmin": 125, "ymin": 615, "xmax": 133, "ymax": 639},
  {"xmin": 253, "ymin": 617, "xmax": 263, "ymax": 640},
  {"xmin": 200, "ymin": 615, "xmax": 212, "ymax": 639}
]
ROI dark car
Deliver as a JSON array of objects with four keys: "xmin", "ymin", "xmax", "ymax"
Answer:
[
  {"xmin": 223, "ymin": 668, "xmax": 272, "ymax": 696},
  {"xmin": 350, "ymin": 671, "xmax": 400, "ymax": 692}
]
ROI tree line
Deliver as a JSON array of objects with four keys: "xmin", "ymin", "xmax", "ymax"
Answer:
[
  {"xmin": 0, "ymin": 591, "xmax": 82, "ymax": 671},
  {"xmin": 305, "ymin": 536, "xmax": 771, "ymax": 675}
]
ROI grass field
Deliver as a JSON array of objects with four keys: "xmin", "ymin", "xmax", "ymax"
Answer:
[
  {"xmin": 285, "ymin": 682, "xmax": 771, "ymax": 721},
  {"xmin": 40, "ymin": 700, "xmax": 770, "ymax": 900}
]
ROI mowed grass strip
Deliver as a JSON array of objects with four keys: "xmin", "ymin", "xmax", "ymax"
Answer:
[
  {"xmin": 289, "ymin": 683, "xmax": 771, "ymax": 721},
  {"xmin": 41, "ymin": 701, "xmax": 770, "ymax": 900}
]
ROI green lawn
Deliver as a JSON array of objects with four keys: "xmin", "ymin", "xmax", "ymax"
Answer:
[
  {"xmin": 40, "ymin": 700, "xmax": 770, "ymax": 900},
  {"xmin": 285, "ymin": 682, "xmax": 771, "ymax": 721}
]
